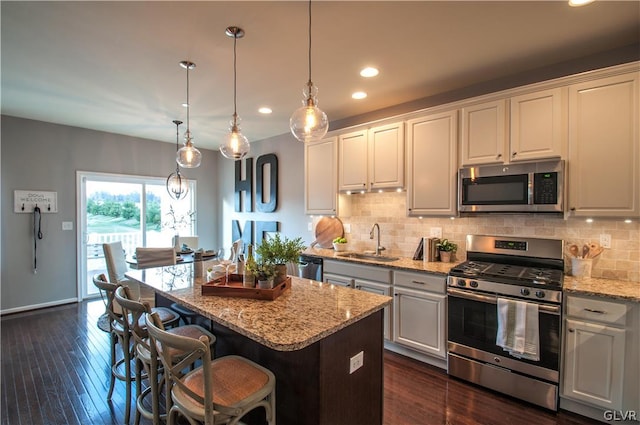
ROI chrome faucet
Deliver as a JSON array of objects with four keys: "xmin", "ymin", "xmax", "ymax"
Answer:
[{"xmin": 369, "ymin": 223, "xmax": 385, "ymax": 256}]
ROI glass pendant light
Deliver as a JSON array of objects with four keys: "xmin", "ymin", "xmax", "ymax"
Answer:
[
  {"xmin": 289, "ymin": 0, "xmax": 328, "ymax": 143},
  {"xmin": 177, "ymin": 60, "xmax": 202, "ymax": 168},
  {"xmin": 166, "ymin": 120, "xmax": 189, "ymax": 200},
  {"xmin": 220, "ymin": 26, "xmax": 250, "ymax": 160}
]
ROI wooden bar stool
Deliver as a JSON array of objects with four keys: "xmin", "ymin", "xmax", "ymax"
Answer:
[
  {"xmin": 115, "ymin": 286, "xmax": 215, "ymax": 425},
  {"xmin": 146, "ymin": 311, "xmax": 276, "ymax": 425}
]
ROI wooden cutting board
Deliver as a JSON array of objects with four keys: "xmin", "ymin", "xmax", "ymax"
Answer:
[{"xmin": 311, "ymin": 217, "xmax": 344, "ymax": 249}]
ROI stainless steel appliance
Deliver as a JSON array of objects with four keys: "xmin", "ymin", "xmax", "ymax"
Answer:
[
  {"xmin": 458, "ymin": 159, "xmax": 564, "ymax": 214},
  {"xmin": 447, "ymin": 235, "xmax": 564, "ymax": 411},
  {"xmin": 298, "ymin": 255, "xmax": 323, "ymax": 281}
]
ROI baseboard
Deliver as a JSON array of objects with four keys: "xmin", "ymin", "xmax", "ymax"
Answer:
[
  {"xmin": 384, "ymin": 341, "xmax": 448, "ymax": 370},
  {"xmin": 560, "ymin": 397, "xmax": 640, "ymax": 424},
  {"xmin": 0, "ymin": 298, "xmax": 78, "ymax": 316}
]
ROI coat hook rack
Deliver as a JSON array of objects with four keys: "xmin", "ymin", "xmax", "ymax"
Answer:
[{"xmin": 13, "ymin": 190, "xmax": 58, "ymax": 214}]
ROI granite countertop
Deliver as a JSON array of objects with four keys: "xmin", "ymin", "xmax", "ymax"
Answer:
[
  {"xmin": 125, "ymin": 264, "xmax": 391, "ymax": 351},
  {"xmin": 305, "ymin": 247, "xmax": 640, "ymax": 303},
  {"xmin": 303, "ymin": 247, "xmax": 456, "ymax": 276}
]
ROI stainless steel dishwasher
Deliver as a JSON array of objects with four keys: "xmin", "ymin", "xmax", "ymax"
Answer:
[{"xmin": 298, "ymin": 255, "xmax": 323, "ymax": 282}]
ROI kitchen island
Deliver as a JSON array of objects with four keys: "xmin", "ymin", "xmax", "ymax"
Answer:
[{"xmin": 126, "ymin": 263, "xmax": 391, "ymax": 425}]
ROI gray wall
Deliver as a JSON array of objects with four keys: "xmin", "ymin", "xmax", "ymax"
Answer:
[{"xmin": 1, "ymin": 116, "xmax": 310, "ymax": 313}]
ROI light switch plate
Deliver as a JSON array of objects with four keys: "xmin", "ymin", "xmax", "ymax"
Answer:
[
  {"xmin": 62, "ymin": 221, "xmax": 73, "ymax": 231},
  {"xmin": 343, "ymin": 223, "xmax": 351, "ymax": 233},
  {"xmin": 430, "ymin": 227, "xmax": 442, "ymax": 238}
]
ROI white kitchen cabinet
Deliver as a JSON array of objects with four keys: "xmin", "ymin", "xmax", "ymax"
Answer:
[
  {"xmin": 338, "ymin": 122, "xmax": 405, "ymax": 192},
  {"xmin": 567, "ymin": 72, "xmax": 639, "ymax": 217},
  {"xmin": 561, "ymin": 294, "xmax": 639, "ymax": 418},
  {"xmin": 392, "ymin": 271, "xmax": 446, "ymax": 359},
  {"xmin": 323, "ymin": 272, "xmax": 353, "ymax": 288},
  {"xmin": 338, "ymin": 129, "xmax": 368, "ymax": 192},
  {"xmin": 355, "ymin": 279, "xmax": 392, "ymax": 340},
  {"xmin": 305, "ymin": 136, "xmax": 338, "ymax": 215},
  {"xmin": 510, "ymin": 88, "xmax": 565, "ymax": 162},
  {"xmin": 406, "ymin": 110, "xmax": 458, "ymax": 216},
  {"xmin": 461, "ymin": 88, "xmax": 564, "ymax": 166},
  {"xmin": 460, "ymin": 99, "xmax": 507, "ymax": 166},
  {"xmin": 368, "ymin": 122, "xmax": 405, "ymax": 190}
]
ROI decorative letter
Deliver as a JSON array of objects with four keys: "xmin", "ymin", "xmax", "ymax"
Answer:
[
  {"xmin": 232, "ymin": 220, "xmax": 254, "ymax": 250},
  {"xmin": 255, "ymin": 221, "xmax": 279, "ymax": 242},
  {"xmin": 256, "ymin": 154, "xmax": 278, "ymax": 213},
  {"xmin": 234, "ymin": 158, "xmax": 253, "ymax": 212}
]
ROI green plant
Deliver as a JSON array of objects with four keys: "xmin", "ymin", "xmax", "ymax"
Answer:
[
  {"xmin": 246, "ymin": 261, "xmax": 276, "ymax": 281},
  {"xmin": 255, "ymin": 234, "xmax": 305, "ymax": 265},
  {"xmin": 436, "ymin": 239, "xmax": 457, "ymax": 252}
]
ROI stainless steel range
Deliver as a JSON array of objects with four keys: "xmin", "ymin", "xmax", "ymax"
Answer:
[{"xmin": 447, "ymin": 235, "xmax": 564, "ymax": 411}]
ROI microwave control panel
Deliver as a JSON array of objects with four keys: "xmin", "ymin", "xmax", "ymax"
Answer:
[{"xmin": 533, "ymin": 172, "xmax": 558, "ymax": 204}]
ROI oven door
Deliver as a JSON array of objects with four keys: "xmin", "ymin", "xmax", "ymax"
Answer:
[{"xmin": 447, "ymin": 288, "xmax": 560, "ymax": 373}]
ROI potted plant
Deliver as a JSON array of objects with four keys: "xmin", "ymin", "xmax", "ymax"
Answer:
[
  {"xmin": 436, "ymin": 239, "xmax": 457, "ymax": 263},
  {"xmin": 245, "ymin": 261, "xmax": 276, "ymax": 289},
  {"xmin": 255, "ymin": 234, "xmax": 305, "ymax": 284}
]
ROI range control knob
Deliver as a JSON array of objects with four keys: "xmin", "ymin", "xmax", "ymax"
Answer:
[
  {"xmin": 535, "ymin": 290, "xmax": 545, "ymax": 299},
  {"xmin": 457, "ymin": 279, "xmax": 467, "ymax": 287},
  {"xmin": 520, "ymin": 288, "xmax": 530, "ymax": 296},
  {"xmin": 469, "ymin": 281, "xmax": 478, "ymax": 288}
]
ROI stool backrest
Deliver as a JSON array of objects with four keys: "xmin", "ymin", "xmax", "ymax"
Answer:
[
  {"xmin": 114, "ymin": 286, "xmax": 151, "ymax": 344},
  {"xmin": 103, "ymin": 241, "xmax": 129, "ymax": 284},
  {"xmin": 135, "ymin": 247, "xmax": 177, "ymax": 269}
]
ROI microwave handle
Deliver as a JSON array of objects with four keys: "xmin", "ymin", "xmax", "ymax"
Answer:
[{"xmin": 528, "ymin": 172, "xmax": 534, "ymax": 205}]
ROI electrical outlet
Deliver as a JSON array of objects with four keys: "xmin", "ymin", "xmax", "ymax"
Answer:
[
  {"xmin": 343, "ymin": 223, "xmax": 351, "ymax": 233},
  {"xmin": 62, "ymin": 221, "xmax": 73, "ymax": 231},
  {"xmin": 430, "ymin": 227, "xmax": 442, "ymax": 239},
  {"xmin": 600, "ymin": 234, "xmax": 612, "ymax": 249},
  {"xmin": 307, "ymin": 222, "xmax": 313, "ymax": 231},
  {"xmin": 349, "ymin": 351, "xmax": 364, "ymax": 374}
]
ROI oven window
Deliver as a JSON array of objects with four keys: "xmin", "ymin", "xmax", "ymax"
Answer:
[
  {"xmin": 462, "ymin": 174, "xmax": 528, "ymax": 205},
  {"xmin": 448, "ymin": 294, "xmax": 559, "ymax": 371}
]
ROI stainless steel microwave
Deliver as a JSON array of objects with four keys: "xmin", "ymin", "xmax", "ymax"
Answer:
[{"xmin": 458, "ymin": 160, "xmax": 564, "ymax": 214}]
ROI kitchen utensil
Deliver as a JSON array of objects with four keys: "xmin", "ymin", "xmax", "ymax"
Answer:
[
  {"xmin": 582, "ymin": 244, "xmax": 590, "ymax": 259},
  {"xmin": 588, "ymin": 243, "xmax": 604, "ymax": 259},
  {"xmin": 569, "ymin": 244, "xmax": 579, "ymax": 258},
  {"xmin": 310, "ymin": 216, "xmax": 344, "ymax": 249}
]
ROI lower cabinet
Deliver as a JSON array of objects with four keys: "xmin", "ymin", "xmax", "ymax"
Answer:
[
  {"xmin": 323, "ymin": 272, "xmax": 353, "ymax": 288},
  {"xmin": 392, "ymin": 271, "xmax": 447, "ymax": 360},
  {"xmin": 561, "ymin": 294, "xmax": 639, "ymax": 421},
  {"xmin": 355, "ymin": 279, "xmax": 392, "ymax": 341}
]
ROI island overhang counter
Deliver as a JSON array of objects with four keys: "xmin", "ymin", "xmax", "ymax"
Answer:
[{"xmin": 126, "ymin": 263, "xmax": 391, "ymax": 425}]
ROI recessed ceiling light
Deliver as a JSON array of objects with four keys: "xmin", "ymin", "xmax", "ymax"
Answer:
[
  {"xmin": 258, "ymin": 107, "xmax": 272, "ymax": 114},
  {"xmin": 568, "ymin": 0, "xmax": 595, "ymax": 6},
  {"xmin": 360, "ymin": 67, "xmax": 379, "ymax": 78},
  {"xmin": 352, "ymin": 91, "xmax": 367, "ymax": 100}
]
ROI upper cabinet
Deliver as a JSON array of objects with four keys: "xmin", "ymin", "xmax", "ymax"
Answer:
[
  {"xmin": 338, "ymin": 122, "xmax": 404, "ymax": 192},
  {"xmin": 406, "ymin": 110, "xmax": 458, "ymax": 216},
  {"xmin": 460, "ymin": 88, "xmax": 565, "ymax": 166},
  {"xmin": 305, "ymin": 136, "xmax": 338, "ymax": 215},
  {"xmin": 567, "ymin": 72, "xmax": 639, "ymax": 218}
]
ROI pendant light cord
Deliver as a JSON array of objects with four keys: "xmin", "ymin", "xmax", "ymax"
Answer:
[
  {"xmin": 307, "ymin": 0, "xmax": 312, "ymax": 84},
  {"xmin": 186, "ymin": 65, "xmax": 190, "ymax": 135},
  {"xmin": 233, "ymin": 32, "xmax": 238, "ymax": 118}
]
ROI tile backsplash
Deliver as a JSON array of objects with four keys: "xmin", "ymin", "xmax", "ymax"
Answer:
[{"xmin": 339, "ymin": 192, "xmax": 640, "ymax": 282}]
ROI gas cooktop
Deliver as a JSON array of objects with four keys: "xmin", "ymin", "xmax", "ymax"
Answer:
[{"xmin": 449, "ymin": 260, "xmax": 564, "ymax": 288}]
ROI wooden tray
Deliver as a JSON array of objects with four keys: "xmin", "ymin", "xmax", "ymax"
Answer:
[{"xmin": 201, "ymin": 275, "xmax": 291, "ymax": 301}]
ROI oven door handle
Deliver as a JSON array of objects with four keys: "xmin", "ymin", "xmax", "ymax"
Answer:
[{"xmin": 447, "ymin": 288, "xmax": 561, "ymax": 315}]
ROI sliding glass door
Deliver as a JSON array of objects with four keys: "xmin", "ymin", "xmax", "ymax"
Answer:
[{"xmin": 77, "ymin": 172, "xmax": 196, "ymax": 299}]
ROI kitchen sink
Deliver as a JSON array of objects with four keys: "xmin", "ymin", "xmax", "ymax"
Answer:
[{"xmin": 337, "ymin": 252, "xmax": 400, "ymax": 262}]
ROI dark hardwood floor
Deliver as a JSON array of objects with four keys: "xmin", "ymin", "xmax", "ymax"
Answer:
[{"xmin": 1, "ymin": 300, "xmax": 601, "ymax": 425}]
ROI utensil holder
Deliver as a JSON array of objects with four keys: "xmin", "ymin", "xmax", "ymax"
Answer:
[{"xmin": 571, "ymin": 258, "xmax": 593, "ymax": 278}]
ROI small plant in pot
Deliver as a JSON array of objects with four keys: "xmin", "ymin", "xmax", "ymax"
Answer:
[
  {"xmin": 245, "ymin": 262, "xmax": 276, "ymax": 289},
  {"xmin": 436, "ymin": 239, "xmax": 457, "ymax": 263},
  {"xmin": 255, "ymin": 234, "xmax": 306, "ymax": 284},
  {"xmin": 332, "ymin": 237, "xmax": 349, "ymax": 252}
]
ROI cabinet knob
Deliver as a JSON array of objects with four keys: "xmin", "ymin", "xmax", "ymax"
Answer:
[
  {"xmin": 570, "ymin": 207, "xmax": 576, "ymax": 211},
  {"xmin": 568, "ymin": 328, "xmax": 575, "ymax": 333},
  {"xmin": 512, "ymin": 152, "xmax": 517, "ymax": 157},
  {"xmin": 496, "ymin": 154, "xmax": 502, "ymax": 159}
]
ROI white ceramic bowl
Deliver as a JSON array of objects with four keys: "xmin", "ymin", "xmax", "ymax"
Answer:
[{"xmin": 333, "ymin": 242, "xmax": 349, "ymax": 252}]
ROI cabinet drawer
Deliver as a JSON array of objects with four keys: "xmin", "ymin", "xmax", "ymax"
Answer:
[
  {"xmin": 566, "ymin": 295, "xmax": 628, "ymax": 326},
  {"xmin": 323, "ymin": 260, "xmax": 391, "ymax": 283},
  {"xmin": 394, "ymin": 270, "xmax": 445, "ymax": 294}
]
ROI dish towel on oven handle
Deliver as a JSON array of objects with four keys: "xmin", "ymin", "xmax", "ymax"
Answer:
[{"xmin": 496, "ymin": 298, "xmax": 540, "ymax": 361}]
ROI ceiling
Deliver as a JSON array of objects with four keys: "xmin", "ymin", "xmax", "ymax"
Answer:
[{"xmin": 2, "ymin": 1, "xmax": 639, "ymax": 150}]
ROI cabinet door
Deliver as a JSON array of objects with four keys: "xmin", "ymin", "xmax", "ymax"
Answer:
[
  {"xmin": 305, "ymin": 137, "xmax": 337, "ymax": 215},
  {"xmin": 460, "ymin": 99, "xmax": 507, "ymax": 166},
  {"xmin": 406, "ymin": 110, "xmax": 458, "ymax": 216},
  {"xmin": 563, "ymin": 318, "xmax": 625, "ymax": 410},
  {"xmin": 323, "ymin": 272, "xmax": 353, "ymax": 288},
  {"xmin": 368, "ymin": 122, "xmax": 405, "ymax": 190},
  {"xmin": 355, "ymin": 279, "xmax": 392, "ymax": 340},
  {"xmin": 392, "ymin": 286, "xmax": 446, "ymax": 358},
  {"xmin": 510, "ymin": 88, "xmax": 565, "ymax": 162},
  {"xmin": 568, "ymin": 73, "xmax": 639, "ymax": 217},
  {"xmin": 339, "ymin": 130, "xmax": 368, "ymax": 192}
]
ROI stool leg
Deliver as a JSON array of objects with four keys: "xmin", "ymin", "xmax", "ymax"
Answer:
[
  {"xmin": 107, "ymin": 332, "xmax": 117, "ymax": 400},
  {"xmin": 123, "ymin": 335, "xmax": 132, "ymax": 424},
  {"xmin": 134, "ymin": 356, "xmax": 142, "ymax": 425}
]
